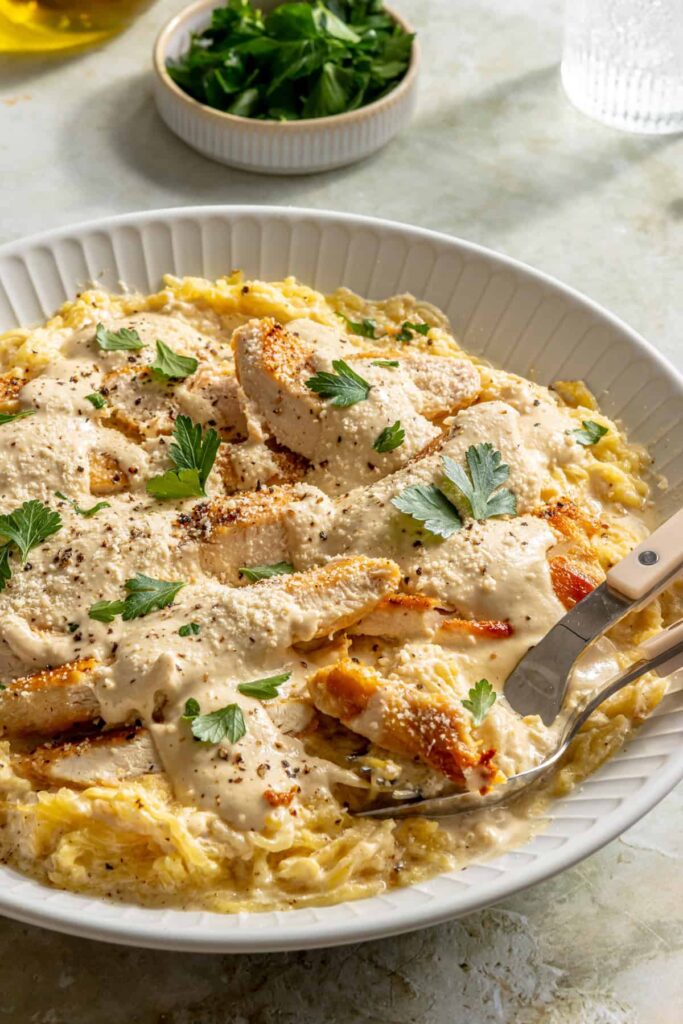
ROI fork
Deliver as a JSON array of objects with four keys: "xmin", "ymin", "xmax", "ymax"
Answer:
[{"xmin": 357, "ymin": 617, "xmax": 683, "ymax": 819}]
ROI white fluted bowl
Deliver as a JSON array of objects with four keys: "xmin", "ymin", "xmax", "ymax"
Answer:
[
  {"xmin": 153, "ymin": 0, "xmax": 419, "ymax": 174},
  {"xmin": 0, "ymin": 206, "xmax": 681, "ymax": 952}
]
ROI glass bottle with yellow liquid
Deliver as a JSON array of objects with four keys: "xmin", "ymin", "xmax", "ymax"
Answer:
[{"xmin": 0, "ymin": 0, "xmax": 154, "ymax": 52}]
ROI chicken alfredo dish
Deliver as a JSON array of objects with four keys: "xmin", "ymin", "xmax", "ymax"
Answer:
[{"xmin": 0, "ymin": 273, "xmax": 676, "ymax": 912}]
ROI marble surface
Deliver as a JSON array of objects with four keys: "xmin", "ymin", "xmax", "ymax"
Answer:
[{"xmin": 0, "ymin": 1, "xmax": 681, "ymax": 1021}]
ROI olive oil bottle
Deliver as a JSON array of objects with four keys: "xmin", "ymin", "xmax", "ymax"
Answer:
[{"xmin": 0, "ymin": 0, "xmax": 153, "ymax": 52}]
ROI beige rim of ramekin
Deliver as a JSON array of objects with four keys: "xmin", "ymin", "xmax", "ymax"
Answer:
[{"xmin": 153, "ymin": 0, "xmax": 420, "ymax": 133}]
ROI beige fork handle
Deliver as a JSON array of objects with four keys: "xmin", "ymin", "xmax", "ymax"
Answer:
[
  {"xmin": 639, "ymin": 619, "xmax": 683, "ymax": 677},
  {"xmin": 607, "ymin": 508, "xmax": 683, "ymax": 602}
]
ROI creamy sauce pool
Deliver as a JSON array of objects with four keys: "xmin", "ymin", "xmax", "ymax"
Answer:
[{"xmin": 0, "ymin": 309, "xmax": 637, "ymax": 837}]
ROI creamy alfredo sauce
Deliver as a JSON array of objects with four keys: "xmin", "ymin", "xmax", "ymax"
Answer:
[{"xmin": 0, "ymin": 309, "xmax": 634, "ymax": 838}]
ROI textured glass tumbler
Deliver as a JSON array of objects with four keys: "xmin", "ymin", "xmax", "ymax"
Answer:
[{"xmin": 561, "ymin": 0, "xmax": 683, "ymax": 134}]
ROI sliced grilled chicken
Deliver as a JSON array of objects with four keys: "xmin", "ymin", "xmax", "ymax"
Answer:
[
  {"xmin": 0, "ymin": 370, "xmax": 26, "ymax": 409},
  {"xmin": 349, "ymin": 594, "xmax": 514, "ymax": 642},
  {"xmin": 89, "ymin": 451, "xmax": 130, "ymax": 495},
  {"xmin": 309, "ymin": 659, "xmax": 501, "ymax": 792},
  {"xmin": 0, "ymin": 657, "xmax": 100, "ymax": 736},
  {"xmin": 15, "ymin": 726, "xmax": 160, "ymax": 787},
  {"xmin": 232, "ymin": 317, "xmax": 480, "ymax": 490},
  {"xmin": 354, "ymin": 351, "xmax": 480, "ymax": 420},
  {"xmin": 216, "ymin": 438, "xmax": 308, "ymax": 493},
  {"xmin": 0, "ymin": 558, "xmax": 400, "ymax": 739},
  {"xmin": 252, "ymin": 556, "xmax": 402, "ymax": 642},
  {"xmin": 177, "ymin": 483, "xmax": 332, "ymax": 584},
  {"xmin": 100, "ymin": 362, "xmax": 248, "ymax": 444},
  {"xmin": 535, "ymin": 500, "xmax": 604, "ymax": 608}
]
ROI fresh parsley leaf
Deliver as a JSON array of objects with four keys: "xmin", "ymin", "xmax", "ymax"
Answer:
[
  {"xmin": 187, "ymin": 702, "xmax": 247, "ymax": 745},
  {"xmin": 0, "ymin": 544, "xmax": 12, "ymax": 592},
  {"xmin": 121, "ymin": 574, "xmax": 185, "ymax": 621},
  {"xmin": 0, "ymin": 409, "xmax": 36, "ymax": 426},
  {"xmin": 392, "ymin": 484, "xmax": 462, "ymax": 539},
  {"xmin": 237, "ymin": 671, "xmax": 291, "ymax": 700},
  {"xmin": 146, "ymin": 415, "xmax": 220, "ymax": 500},
  {"xmin": 336, "ymin": 312, "xmax": 377, "ymax": 339},
  {"xmin": 442, "ymin": 445, "xmax": 517, "ymax": 521},
  {"xmin": 179, "ymin": 622, "xmax": 201, "ymax": 637},
  {"xmin": 55, "ymin": 491, "xmax": 110, "ymax": 519},
  {"xmin": 95, "ymin": 323, "xmax": 145, "ymax": 352},
  {"xmin": 150, "ymin": 340, "xmax": 199, "ymax": 382},
  {"xmin": 88, "ymin": 574, "xmax": 185, "ymax": 623},
  {"xmin": 85, "ymin": 392, "xmax": 106, "ymax": 409},
  {"xmin": 462, "ymin": 679, "xmax": 497, "ymax": 726},
  {"xmin": 371, "ymin": 359, "xmax": 399, "ymax": 369},
  {"xmin": 88, "ymin": 599, "xmax": 126, "ymax": 623},
  {"xmin": 373, "ymin": 420, "xmax": 405, "ymax": 453},
  {"xmin": 305, "ymin": 359, "xmax": 372, "ymax": 407},
  {"xmin": 0, "ymin": 500, "xmax": 62, "ymax": 562},
  {"xmin": 396, "ymin": 321, "xmax": 430, "ymax": 342},
  {"xmin": 570, "ymin": 420, "xmax": 609, "ymax": 446},
  {"xmin": 238, "ymin": 561, "xmax": 295, "ymax": 582},
  {"xmin": 146, "ymin": 467, "xmax": 204, "ymax": 501},
  {"xmin": 182, "ymin": 697, "xmax": 201, "ymax": 719}
]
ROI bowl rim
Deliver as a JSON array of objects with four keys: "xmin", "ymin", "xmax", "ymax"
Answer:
[
  {"xmin": 0, "ymin": 205, "xmax": 680, "ymax": 953},
  {"xmin": 153, "ymin": 0, "xmax": 420, "ymax": 131}
]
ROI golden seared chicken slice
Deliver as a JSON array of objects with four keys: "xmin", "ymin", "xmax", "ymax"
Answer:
[
  {"xmin": 89, "ymin": 451, "xmax": 130, "ymax": 495},
  {"xmin": 349, "ymin": 594, "xmax": 514, "ymax": 642},
  {"xmin": 309, "ymin": 659, "xmax": 501, "ymax": 792},
  {"xmin": 16, "ymin": 727, "xmax": 160, "ymax": 787},
  {"xmin": 535, "ymin": 500, "xmax": 604, "ymax": 609},
  {"xmin": 0, "ymin": 370, "xmax": 27, "ymax": 410},
  {"xmin": 0, "ymin": 558, "xmax": 400, "ymax": 739},
  {"xmin": 0, "ymin": 658, "xmax": 100, "ymax": 736},
  {"xmin": 354, "ymin": 351, "xmax": 480, "ymax": 421},
  {"xmin": 232, "ymin": 317, "xmax": 480, "ymax": 492},
  {"xmin": 100, "ymin": 362, "xmax": 248, "ymax": 444},
  {"xmin": 177, "ymin": 482, "xmax": 332, "ymax": 584}
]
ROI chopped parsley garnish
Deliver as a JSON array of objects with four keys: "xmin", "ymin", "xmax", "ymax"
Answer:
[
  {"xmin": 392, "ymin": 444, "xmax": 516, "ymax": 539},
  {"xmin": 337, "ymin": 313, "xmax": 378, "ymax": 339},
  {"xmin": 179, "ymin": 622, "xmax": 201, "ymax": 637},
  {"xmin": 0, "ymin": 500, "xmax": 62, "ymax": 585},
  {"xmin": 182, "ymin": 698, "xmax": 247, "ymax": 745},
  {"xmin": 396, "ymin": 321, "xmax": 430, "ymax": 342},
  {"xmin": 88, "ymin": 573, "xmax": 185, "ymax": 623},
  {"xmin": 392, "ymin": 484, "xmax": 463, "ymax": 539},
  {"xmin": 55, "ymin": 491, "xmax": 110, "ymax": 518},
  {"xmin": 166, "ymin": 2, "xmax": 413, "ymax": 123},
  {"xmin": 305, "ymin": 359, "xmax": 372, "ymax": 407},
  {"xmin": 237, "ymin": 671, "xmax": 290, "ymax": 700},
  {"xmin": 88, "ymin": 599, "xmax": 126, "ymax": 623},
  {"xmin": 462, "ymin": 679, "xmax": 497, "ymax": 726},
  {"xmin": 238, "ymin": 561, "xmax": 295, "ymax": 582},
  {"xmin": 371, "ymin": 359, "xmax": 399, "ymax": 369},
  {"xmin": 443, "ymin": 444, "xmax": 517, "ymax": 521},
  {"xmin": 146, "ymin": 415, "xmax": 220, "ymax": 500},
  {"xmin": 95, "ymin": 323, "xmax": 145, "ymax": 352},
  {"xmin": 67, "ymin": 622, "xmax": 79, "ymax": 634},
  {"xmin": 570, "ymin": 420, "xmax": 609, "ymax": 446},
  {"xmin": 85, "ymin": 392, "xmax": 106, "ymax": 409},
  {"xmin": 0, "ymin": 409, "xmax": 36, "ymax": 426},
  {"xmin": 373, "ymin": 420, "xmax": 405, "ymax": 453},
  {"xmin": 150, "ymin": 340, "xmax": 199, "ymax": 381}
]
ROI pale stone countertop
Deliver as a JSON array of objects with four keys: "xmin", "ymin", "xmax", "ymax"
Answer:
[{"xmin": 0, "ymin": 1, "xmax": 681, "ymax": 1021}]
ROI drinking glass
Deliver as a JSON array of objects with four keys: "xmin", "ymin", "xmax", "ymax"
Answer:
[{"xmin": 561, "ymin": 0, "xmax": 683, "ymax": 134}]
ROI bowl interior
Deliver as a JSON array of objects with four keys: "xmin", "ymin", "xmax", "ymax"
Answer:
[{"xmin": 0, "ymin": 206, "xmax": 680, "ymax": 952}]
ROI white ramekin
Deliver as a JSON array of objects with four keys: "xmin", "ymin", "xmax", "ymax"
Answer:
[{"xmin": 153, "ymin": 0, "xmax": 419, "ymax": 175}]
